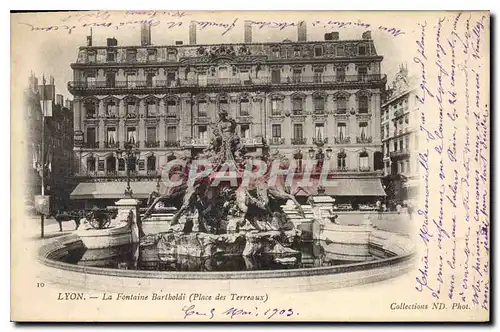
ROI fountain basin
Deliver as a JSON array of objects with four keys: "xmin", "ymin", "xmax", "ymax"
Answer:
[{"xmin": 74, "ymin": 224, "xmax": 132, "ymax": 249}]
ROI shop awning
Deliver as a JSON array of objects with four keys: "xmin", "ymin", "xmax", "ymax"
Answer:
[
  {"xmin": 292, "ymin": 178, "xmax": 386, "ymax": 197},
  {"xmin": 70, "ymin": 182, "xmax": 158, "ymax": 200}
]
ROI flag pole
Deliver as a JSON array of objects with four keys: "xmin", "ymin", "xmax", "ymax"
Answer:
[{"xmin": 41, "ymin": 74, "xmax": 45, "ymax": 238}]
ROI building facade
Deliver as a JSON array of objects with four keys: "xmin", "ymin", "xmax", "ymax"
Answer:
[
  {"xmin": 381, "ymin": 65, "xmax": 420, "ymax": 205},
  {"xmin": 25, "ymin": 74, "xmax": 75, "ymax": 213},
  {"xmin": 69, "ymin": 23, "xmax": 387, "ymax": 207}
]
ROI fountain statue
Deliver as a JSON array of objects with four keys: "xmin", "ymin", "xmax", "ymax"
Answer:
[{"xmin": 142, "ymin": 109, "xmax": 305, "ymax": 260}]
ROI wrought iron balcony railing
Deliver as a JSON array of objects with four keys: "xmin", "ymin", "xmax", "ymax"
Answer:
[
  {"xmin": 356, "ymin": 136, "xmax": 373, "ymax": 144},
  {"xmin": 68, "ymin": 74, "xmax": 387, "ymax": 91},
  {"xmin": 104, "ymin": 141, "xmax": 119, "ymax": 148},
  {"xmin": 145, "ymin": 140, "xmax": 160, "ymax": 148},
  {"xmin": 83, "ymin": 141, "xmax": 99, "ymax": 148},
  {"xmin": 314, "ymin": 109, "xmax": 325, "ymax": 114},
  {"xmin": 334, "ymin": 136, "xmax": 351, "ymax": 144},
  {"xmin": 240, "ymin": 137, "xmax": 263, "ymax": 145},
  {"xmin": 390, "ymin": 149, "xmax": 410, "ymax": 158},
  {"xmin": 291, "ymin": 137, "xmax": 307, "ymax": 145},
  {"xmin": 268, "ymin": 137, "xmax": 285, "ymax": 145},
  {"xmin": 312, "ymin": 137, "xmax": 329, "ymax": 145},
  {"xmin": 164, "ymin": 140, "xmax": 180, "ymax": 147},
  {"xmin": 147, "ymin": 170, "xmax": 159, "ymax": 176}
]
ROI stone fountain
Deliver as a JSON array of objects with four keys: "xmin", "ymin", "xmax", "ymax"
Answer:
[{"xmin": 141, "ymin": 109, "xmax": 304, "ymax": 262}]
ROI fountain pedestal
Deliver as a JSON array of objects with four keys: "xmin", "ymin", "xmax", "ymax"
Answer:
[{"xmin": 115, "ymin": 198, "xmax": 140, "ymax": 244}]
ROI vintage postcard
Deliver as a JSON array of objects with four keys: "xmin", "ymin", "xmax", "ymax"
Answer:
[{"xmin": 10, "ymin": 10, "xmax": 490, "ymax": 322}]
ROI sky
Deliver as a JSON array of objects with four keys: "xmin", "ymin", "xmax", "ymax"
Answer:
[{"xmin": 11, "ymin": 11, "xmax": 415, "ymax": 102}]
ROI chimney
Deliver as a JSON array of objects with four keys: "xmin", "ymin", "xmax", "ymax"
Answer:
[
  {"xmin": 244, "ymin": 20, "xmax": 252, "ymax": 43},
  {"xmin": 141, "ymin": 23, "xmax": 152, "ymax": 46},
  {"xmin": 362, "ymin": 31, "xmax": 372, "ymax": 40},
  {"xmin": 189, "ymin": 21, "xmax": 197, "ymax": 45},
  {"xmin": 297, "ymin": 21, "xmax": 307, "ymax": 42},
  {"xmin": 56, "ymin": 94, "xmax": 63, "ymax": 106}
]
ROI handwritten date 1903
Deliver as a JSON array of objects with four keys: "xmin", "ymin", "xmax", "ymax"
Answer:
[{"xmin": 181, "ymin": 304, "xmax": 298, "ymax": 320}]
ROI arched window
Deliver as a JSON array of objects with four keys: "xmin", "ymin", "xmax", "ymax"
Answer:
[
  {"xmin": 313, "ymin": 93, "xmax": 326, "ymax": 113},
  {"xmin": 336, "ymin": 95, "xmax": 347, "ymax": 114},
  {"xmin": 359, "ymin": 122, "xmax": 368, "ymax": 141},
  {"xmin": 84, "ymin": 99, "xmax": 98, "ymax": 119},
  {"xmin": 240, "ymin": 96, "xmax": 250, "ymax": 116},
  {"xmin": 104, "ymin": 99, "xmax": 117, "ymax": 118},
  {"xmin": 358, "ymin": 43, "xmax": 367, "ymax": 55},
  {"xmin": 373, "ymin": 151, "xmax": 384, "ymax": 170},
  {"xmin": 166, "ymin": 98, "xmax": 177, "ymax": 117},
  {"xmin": 337, "ymin": 151, "xmax": 346, "ymax": 170},
  {"xmin": 292, "ymin": 95, "xmax": 304, "ymax": 115},
  {"xmin": 87, "ymin": 156, "xmax": 96, "ymax": 172},
  {"xmin": 106, "ymin": 155, "xmax": 116, "ymax": 173},
  {"xmin": 125, "ymin": 97, "xmax": 139, "ymax": 118},
  {"xmin": 359, "ymin": 151, "xmax": 369, "ymax": 171},
  {"xmin": 197, "ymin": 96, "xmax": 207, "ymax": 117},
  {"xmin": 314, "ymin": 45, "xmax": 323, "ymax": 57},
  {"xmin": 146, "ymin": 98, "xmax": 159, "ymax": 117},
  {"xmin": 147, "ymin": 155, "xmax": 156, "ymax": 172},
  {"xmin": 270, "ymin": 95, "xmax": 283, "ymax": 116},
  {"xmin": 358, "ymin": 95, "xmax": 369, "ymax": 113},
  {"xmin": 272, "ymin": 46, "xmax": 280, "ymax": 58}
]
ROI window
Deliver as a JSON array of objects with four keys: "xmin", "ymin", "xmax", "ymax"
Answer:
[
  {"xmin": 129, "ymin": 158, "xmax": 137, "ymax": 172},
  {"xmin": 86, "ymin": 127, "xmax": 96, "ymax": 144},
  {"xmin": 148, "ymin": 49, "xmax": 157, "ymax": 62},
  {"xmin": 271, "ymin": 69, "xmax": 281, "ymax": 84},
  {"xmin": 219, "ymin": 98, "xmax": 228, "ymax": 113},
  {"xmin": 118, "ymin": 158, "xmax": 125, "ymax": 171},
  {"xmin": 106, "ymin": 101, "xmax": 117, "ymax": 117},
  {"xmin": 106, "ymin": 72, "xmax": 115, "ymax": 88},
  {"xmin": 314, "ymin": 46, "xmax": 323, "ymax": 57},
  {"xmin": 271, "ymin": 98, "xmax": 282, "ymax": 115},
  {"xmin": 315, "ymin": 123, "xmax": 325, "ymax": 141},
  {"xmin": 272, "ymin": 47, "xmax": 280, "ymax": 58},
  {"xmin": 106, "ymin": 156, "xmax": 116, "ymax": 172},
  {"xmin": 167, "ymin": 126, "xmax": 177, "ymax": 143},
  {"xmin": 198, "ymin": 125, "xmax": 208, "ymax": 143},
  {"xmin": 198, "ymin": 100, "xmax": 207, "ymax": 117},
  {"xmin": 336, "ymin": 45, "xmax": 345, "ymax": 56},
  {"xmin": 240, "ymin": 97, "xmax": 250, "ymax": 116},
  {"xmin": 358, "ymin": 44, "xmax": 367, "ymax": 55},
  {"xmin": 127, "ymin": 100, "xmax": 137, "ymax": 117},
  {"xmin": 107, "ymin": 50, "xmax": 115, "ymax": 62},
  {"xmin": 87, "ymin": 157, "xmax": 96, "ymax": 172},
  {"xmin": 314, "ymin": 69, "xmax": 323, "ymax": 83},
  {"xmin": 359, "ymin": 95, "xmax": 369, "ymax": 113},
  {"xmin": 147, "ymin": 100, "xmax": 158, "ymax": 117},
  {"xmin": 337, "ymin": 123, "xmax": 346, "ymax": 140},
  {"xmin": 314, "ymin": 95, "xmax": 325, "ymax": 113},
  {"xmin": 240, "ymin": 125, "xmax": 250, "ymax": 139},
  {"xmin": 127, "ymin": 127, "xmax": 137, "ymax": 144},
  {"xmin": 126, "ymin": 73, "xmax": 137, "ymax": 88},
  {"xmin": 293, "ymin": 47, "xmax": 301, "ymax": 57},
  {"xmin": 405, "ymin": 115, "xmax": 409, "ymax": 124},
  {"xmin": 385, "ymin": 142, "xmax": 390, "ymax": 155},
  {"xmin": 272, "ymin": 124, "xmax": 281, "ymax": 138},
  {"xmin": 166, "ymin": 100, "xmax": 177, "ymax": 117},
  {"xmin": 88, "ymin": 52, "xmax": 96, "ymax": 63},
  {"xmin": 126, "ymin": 49, "xmax": 137, "ymax": 62},
  {"xmin": 336, "ymin": 67, "xmax": 346, "ymax": 82},
  {"xmin": 400, "ymin": 139, "xmax": 404, "ymax": 150},
  {"xmin": 239, "ymin": 69, "xmax": 250, "ymax": 82},
  {"xmin": 292, "ymin": 69, "xmax": 302, "ymax": 83},
  {"xmin": 381, "ymin": 127, "xmax": 385, "ymax": 139},
  {"xmin": 293, "ymin": 123, "xmax": 303, "ymax": 139},
  {"xmin": 147, "ymin": 156, "xmax": 156, "ymax": 171},
  {"xmin": 336, "ymin": 96, "xmax": 347, "ymax": 113},
  {"xmin": 337, "ymin": 152, "xmax": 346, "ymax": 170},
  {"xmin": 394, "ymin": 141, "xmax": 398, "ymax": 151},
  {"xmin": 359, "ymin": 151, "xmax": 369, "ymax": 170},
  {"xmin": 359, "ymin": 122, "xmax": 368, "ymax": 140},
  {"xmin": 86, "ymin": 72, "xmax": 96, "ymax": 87},
  {"xmin": 400, "ymin": 161, "xmax": 405, "ymax": 173},
  {"xmin": 146, "ymin": 127, "xmax": 156, "ymax": 143},
  {"xmin": 167, "ymin": 49, "xmax": 176, "ymax": 61},
  {"xmin": 166, "ymin": 73, "xmax": 176, "ymax": 87},
  {"xmin": 358, "ymin": 67, "xmax": 368, "ymax": 81},
  {"xmin": 106, "ymin": 127, "xmax": 117, "ymax": 144},
  {"xmin": 146, "ymin": 73, "xmax": 155, "ymax": 87},
  {"xmin": 84, "ymin": 100, "xmax": 97, "ymax": 118},
  {"xmin": 292, "ymin": 96, "xmax": 303, "ymax": 114},
  {"xmin": 405, "ymin": 137, "xmax": 410, "ymax": 151}
]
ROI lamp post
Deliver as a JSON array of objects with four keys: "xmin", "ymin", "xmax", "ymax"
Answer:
[{"xmin": 117, "ymin": 141, "xmax": 140, "ymax": 197}]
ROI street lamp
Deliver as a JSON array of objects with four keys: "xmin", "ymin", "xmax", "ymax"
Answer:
[{"xmin": 117, "ymin": 141, "xmax": 140, "ymax": 197}]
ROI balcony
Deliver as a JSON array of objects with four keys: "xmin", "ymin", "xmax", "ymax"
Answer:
[
  {"xmin": 292, "ymin": 110, "xmax": 304, "ymax": 116},
  {"xmin": 390, "ymin": 149, "xmax": 410, "ymax": 159},
  {"xmin": 145, "ymin": 140, "xmax": 160, "ymax": 148},
  {"xmin": 68, "ymin": 74, "xmax": 387, "ymax": 93},
  {"xmin": 334, "ymin": 137, "xmax": 351, "ymax": 144},
  {"xmin": 85, "ymin": 113, "xmax": 97, "ymax": 119},
  {"xmin": 104, "ymin": 141, "xmax": 119, "ymax": 149},
  {"xmin": 164, "ymin": 140, "xmax": 180, "ymax": 148},
  {"xmin": 185, "ymin": 138, "xmax": 209, "ymax": 147},
  {"xmin": 313, "ymin": 109, "xmax": 326, "ymax": 115},
  {"xmin": 105, "ymin": 170, "xmax": 118, "ymax": 177},
  {"xmin": 268, "ymin": 137, "xmax": 285, "ymax": 145},
  {"xmin": 356, "ymin": 136, "xmax": 373, "ymax": 144},
  {"xmin": 240, "ymin": 137, "xmax": 263, "ymax": 146},
  {"xmin": 291, "ymin": 137, "xmax": 307, "ymax": 145},
  {"xmin": 83, "ymin": 141, "xmax": 99, "ymax": 149},
  {"xmin": 359, "ymin": 167, "xmax": 371, "ymax": 172},
  {"xmin": 312, "ymin": 137, "xmax": 329, "ymax": 145},
  {"xmin": 335, "ymin": 108, "xmax": 347, "ymax": 114},
  {"xmin": 146, "ymin": 170, "xmax": 159, "ymax": 176}
]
